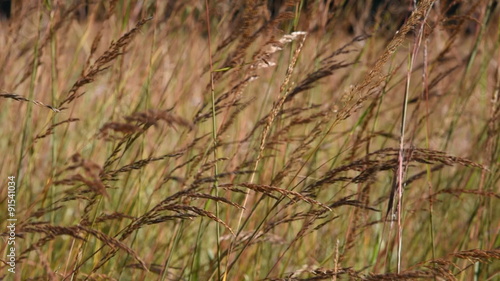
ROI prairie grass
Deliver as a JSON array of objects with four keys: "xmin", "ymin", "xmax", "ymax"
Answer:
[{"xmin": 0, "ymin": 0, "xmax": 499, "ymax": 280}]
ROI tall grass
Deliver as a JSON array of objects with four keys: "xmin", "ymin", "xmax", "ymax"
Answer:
[{"xmin": 0, "ymin": 0, "xmax": 499, "ymax": 280}]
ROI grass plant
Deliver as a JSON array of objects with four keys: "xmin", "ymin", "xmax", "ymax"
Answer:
[{"xmin": 0, "ymin": 0, "xmax": 499, "ymax": 280}]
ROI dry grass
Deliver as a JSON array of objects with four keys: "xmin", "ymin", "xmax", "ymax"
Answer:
[{"xmin": 0, "ymin": 0, "xmax": 499, "ymax": 280}]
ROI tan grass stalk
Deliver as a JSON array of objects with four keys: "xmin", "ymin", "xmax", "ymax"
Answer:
[
  {"xmin": 228, "ymin": 32, "xmax": 307, "ymax": 274},
  {"xmin": 0, "ymin": 92, "xmax": 61, "ymax": 112},
  {"xmin": 394, "ymin": 2, "xmax": 434, "ymax": 273}
]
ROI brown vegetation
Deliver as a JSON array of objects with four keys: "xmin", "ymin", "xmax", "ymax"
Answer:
[{"xmin": 0, "ymin": 0, "xmax": 498, "ymax": 280}]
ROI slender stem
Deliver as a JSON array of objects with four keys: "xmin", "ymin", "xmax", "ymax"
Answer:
[{"xmin": 204, "ymin": 1, "xmax": 222, "ymax": 279}]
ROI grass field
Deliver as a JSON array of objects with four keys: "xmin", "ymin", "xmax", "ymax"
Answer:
[{"xmin": 0, "ymin": 0, "xmax": 499, "ymax": 280}]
